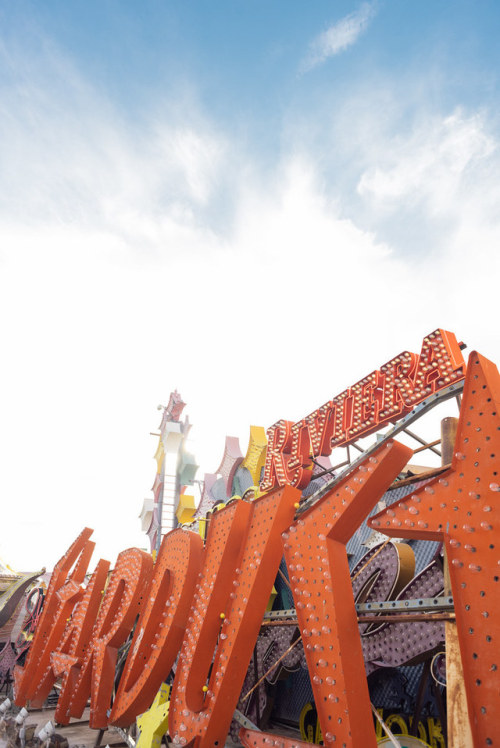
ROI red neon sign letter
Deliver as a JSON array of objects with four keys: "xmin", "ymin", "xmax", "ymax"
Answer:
[
  {"xmin": 110, "ymin": 529, "xmax": 203, "ymax": 726},
  {"xmin": 14, "ymin": 528, "xmax": 95, "ymax": 706},
  {"xmin": 283, "ymin": 440, "xmax": 412, "ymax": 747},
  {"xmin": 68, "ymin": 548, "xmax": 153, "ymax": 728},
  {"xmin": 168, "ymin": 486, "xmax": 299, "ymax": 747}
]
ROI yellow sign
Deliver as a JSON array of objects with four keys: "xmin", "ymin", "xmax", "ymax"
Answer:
[
  {"xmin": 136, "ymin": 683, "xmax": 170, "ymax": 748},
  {"xmin": 175, "ymin": 494, "xmax": 196, "ymax": 525}
]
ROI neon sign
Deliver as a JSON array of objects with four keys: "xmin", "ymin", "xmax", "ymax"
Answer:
[
  {"xmin": 299, "ymin": 704, "xmax": 445, "ymax": 747},
  {"xmin": 261, "ymin": 328, "xmax": 465, "ymax": 492},
  {"xmin": 11, "ymin": 339, "xmax": 500, "ymax": 747}
]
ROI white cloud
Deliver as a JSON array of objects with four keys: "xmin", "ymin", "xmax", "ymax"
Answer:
[
  {"xmin": 0, "ymin": 37, "xmax": 228, "ymax": 246},
  {"xmin": 0, "ymin": 71, "xmax": 413, "ymax": 572},
  {"xmin": 357, "ymin": 110, "xmax": 496, "ymax": 214},
  {"xmin": 0, "ymin": 181, "xmax": 410, "ymax": 571},
  {"xmin": 301, "ymin": 2, "xmax": 377, "ymax": 72},
  {"xmin": 348, "ymin": 103, "xmax": 500, "ymax": 362},
  {"xmin": 1, "ymin": 28, "xmax": 500, "ymax": 574}
]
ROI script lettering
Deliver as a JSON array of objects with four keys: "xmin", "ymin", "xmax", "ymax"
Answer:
[
  {"xmin": 51, "ymin": 559, "xmax": 110, "ymax": 724},
  {"xmin": 168, "ymin": 486, "xmax": 298, "ymax": 747},
  {"xmin": 110, "ymin": 530, "xmax": 203, "ymax": 726},
  {"xmin": 68, "ymin": 548, "xmax": 153, "ymax": 728},
  {"xmin": 13, "ymin": 528, "xmax": 95, "ymax": 706}
]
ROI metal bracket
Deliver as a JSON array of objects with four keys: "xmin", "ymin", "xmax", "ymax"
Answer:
[
  {"xmin": 111, "ymin": 726, "xmax": 136, "ymax": 748},
  {"xmin": 232, "ymin": 709, "xmax": 260, "ymax": 731},
  {"xmin": 356, "ymin": 595, "xmax": 454, "ymax": 613},
  {"xmin": 263, "ymin": 596, "xmax": 454, "ymax": 620}
]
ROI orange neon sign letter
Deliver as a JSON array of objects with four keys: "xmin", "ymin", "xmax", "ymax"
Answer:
[
  {"xmin": 281, "ymin": 439, "xmax": 412, "ymax": 747},
  {"xmin": 110, "ymin": 529, "xmax": 203, "ymax": 726},
  {"xmin": 14, "ymin": 528, "xmax": 95, "ymax": 706},
  {"xmin": 168, "ymin": 486, "xmax": 299, "ymax": 747},
  {"xmin": 68, "ymin": 548, "xmax": 153, "ymax": 728},
  {"xmin": 369, "ymin": 351, "xmax": 500, "ymax": 747}
]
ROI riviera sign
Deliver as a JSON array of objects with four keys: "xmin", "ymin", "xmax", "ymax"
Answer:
[{"xmin": 260, "ymin": 328, "xmax": 466, "ymax": 491}]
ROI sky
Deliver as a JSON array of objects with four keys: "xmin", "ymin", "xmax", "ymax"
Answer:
[{"xmin": 0, "ymin": 0, "xmax": 499, "ymax": 572}]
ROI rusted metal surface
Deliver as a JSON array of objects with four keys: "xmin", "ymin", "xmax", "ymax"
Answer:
[
  {"xmin": 441, "ymin": 416, "xmax": 459, "ymax": 466},
  {"xmin": 443, "ymin": 549, "xmax": 473, "ymax": 748}
]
